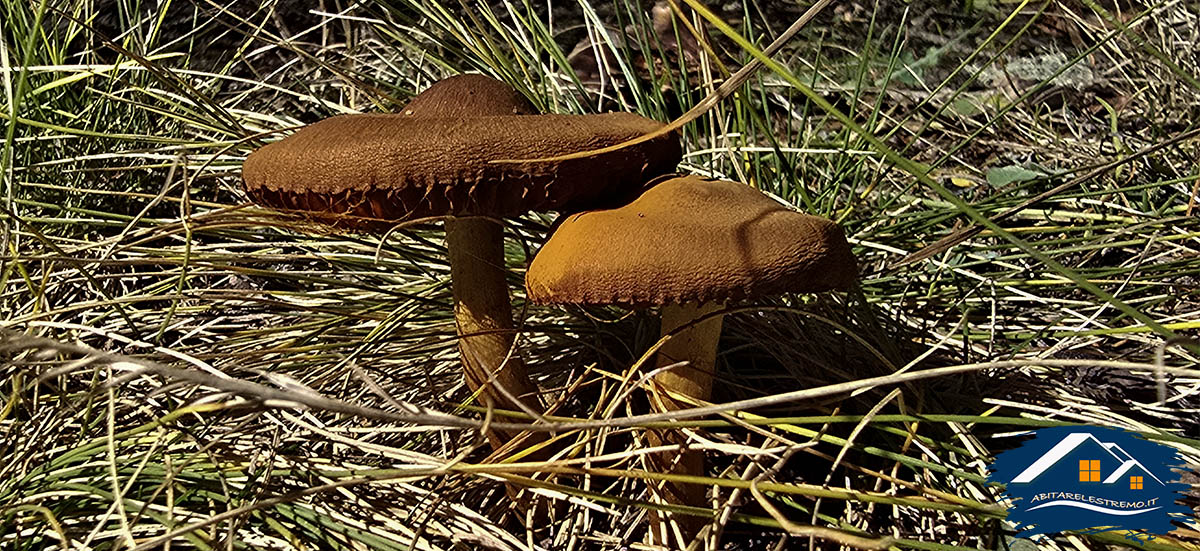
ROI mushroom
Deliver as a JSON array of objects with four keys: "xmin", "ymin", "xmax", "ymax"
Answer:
[
  {"xmin": 524, "ymin": 175, "xmax": 857, "ymax": 539},
  {"xmin": 242, "ymin": 77, "xmax": 681, "ymax": 450},
  {"xmin": 396, "ymin": 73, "xmax": 538, "ymax": 449}
]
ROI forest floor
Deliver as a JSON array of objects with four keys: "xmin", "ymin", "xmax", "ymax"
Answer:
[{"xmin": 1, "ymin": 0, "xmax": 1198, "ymax": 549}]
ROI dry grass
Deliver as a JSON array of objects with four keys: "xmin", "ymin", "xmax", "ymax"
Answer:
[{"xmin": 2, "ymin": 0, "xmax": 1198, "ymax": 549}]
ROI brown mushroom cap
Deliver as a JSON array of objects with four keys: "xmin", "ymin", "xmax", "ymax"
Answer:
[
  {"xmin": 243, "ymin": 113, "xmax": 681, "ymax": 222},
  {"xmin": 526, "ymin": 175, "xmax": 858, "ymax": 306},
  {"xmin": 400, "ymin": 74, "xmax": 537, "ymax": 117}
]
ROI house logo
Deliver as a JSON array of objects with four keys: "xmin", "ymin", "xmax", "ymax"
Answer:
[{"xmin": 989, "ymin": 426, "xmax": 1190, "ymax": 538}]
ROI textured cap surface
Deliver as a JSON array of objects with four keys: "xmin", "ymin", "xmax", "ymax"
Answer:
[
  {"xmin": 526, "ymin": 176, "xmax": 857, "ymax": 306},
  {"xmin": 400, "ymin": 74, "xmax": 537, "ymax": 117},
  {"xmin": 242, "ymin": 113, "xmax": 681, "ymax": 222}
]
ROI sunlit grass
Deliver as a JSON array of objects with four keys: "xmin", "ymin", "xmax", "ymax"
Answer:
[{"xmin": 2, "ymin": 0, "xmax": 1198, "ymax": 549}]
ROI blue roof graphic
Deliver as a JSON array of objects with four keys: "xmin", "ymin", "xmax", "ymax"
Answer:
[
  {"xmin": 1009, "ymin": 432, "xmax": 1164, "ymax": 485},
  {"xmin": 988, "ymin": 425, "xmax": 1191, "ymax": 537}
]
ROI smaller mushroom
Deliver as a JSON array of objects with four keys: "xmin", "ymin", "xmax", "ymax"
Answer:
[{"xmin": 525, "ymin": 175, "xmax": 857, "ymax": 541}]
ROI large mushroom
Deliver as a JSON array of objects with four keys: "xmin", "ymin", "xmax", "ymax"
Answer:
[
  {"xmin": 242, "ymin": 75, "xmax": 681, "ymax": 450},
  {"xmin": 525, "ymin": 175, "xmax": 857, "ymax": 541}
]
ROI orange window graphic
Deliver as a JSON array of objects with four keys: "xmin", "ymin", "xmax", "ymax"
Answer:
[
  {"xmin": 1130, "ymin": 476, "xmax": 1143, "ymax": 490},
  {"xmin": 1079, "ymin": 460, "xmax": 1101, "ymax": 482}
]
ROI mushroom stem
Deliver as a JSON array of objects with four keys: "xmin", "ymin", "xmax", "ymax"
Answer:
[
  {"xmin": 655, "ymin": 302, "xmax": 724, "ymax": 407},
  {"xmin": 444, "ymin": 216, "xmax": 543, "ymax": 449},
  {"xmin": 647, "ymin": 302, "xmax": 724, "ymax": 543}
]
